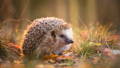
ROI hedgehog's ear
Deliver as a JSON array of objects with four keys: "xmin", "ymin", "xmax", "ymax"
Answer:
[
  {"xmin": 51, "ymin": 31, "xmax": 56, "ymax": 38},
  {"xmin": 62, "ymin": 23, "xmax": 71, "ymax": 29}
]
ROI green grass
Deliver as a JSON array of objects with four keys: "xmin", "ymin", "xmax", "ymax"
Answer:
[{"xmin": 73, "ymin": 22, "xmax": 113, "ymax": 59}]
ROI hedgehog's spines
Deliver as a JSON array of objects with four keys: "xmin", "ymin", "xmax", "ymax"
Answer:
[{"xmin": 22, "ymin": 17, "xmax": 71, "ymax": 60}]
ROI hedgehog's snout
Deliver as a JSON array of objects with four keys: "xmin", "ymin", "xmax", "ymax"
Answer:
[{"xmin": 65, "ymin": 39, "xmax": 74, "ymax": 44}]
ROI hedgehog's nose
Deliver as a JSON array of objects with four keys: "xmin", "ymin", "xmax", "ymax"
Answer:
[{"xmin": 66, "ymin": 39, "xmax": 74, "ymax": 44}]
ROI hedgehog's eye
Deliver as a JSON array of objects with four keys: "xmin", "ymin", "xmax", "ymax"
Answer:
[{"xmin": 59, "ymin": 34, "xmax": 65, "ymax": 38}]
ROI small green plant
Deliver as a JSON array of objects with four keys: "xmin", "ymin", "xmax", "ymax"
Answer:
[
  {"xmin": 78, "ymin": 41, "xmax": 97, "ymax": 58},
  {"xmin": 74, "ymin": 22, "xmax": 113, "ymax": 58}
]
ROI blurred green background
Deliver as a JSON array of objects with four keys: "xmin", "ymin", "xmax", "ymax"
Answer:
[{"xmin": 0, "ymin": 0, "xmax": 120, "ymax": 45}]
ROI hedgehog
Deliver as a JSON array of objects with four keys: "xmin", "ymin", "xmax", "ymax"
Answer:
[{"xmin": 22, "ymin": 17, "xmax": 74, "ymax": 60}]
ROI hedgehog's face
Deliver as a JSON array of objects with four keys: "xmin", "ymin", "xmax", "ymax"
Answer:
[
  {"xmin": 53, "ymin": 28, "xmax": 74, "ymax": 55},
  {"xmin": 59, "ymin": 28, "xmax": 74, "ymax": 44}
]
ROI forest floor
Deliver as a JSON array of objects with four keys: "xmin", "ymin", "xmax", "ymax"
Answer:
[{"xmin": 0, "ymin": 34, "xmax": 120, "ymax": 68}]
